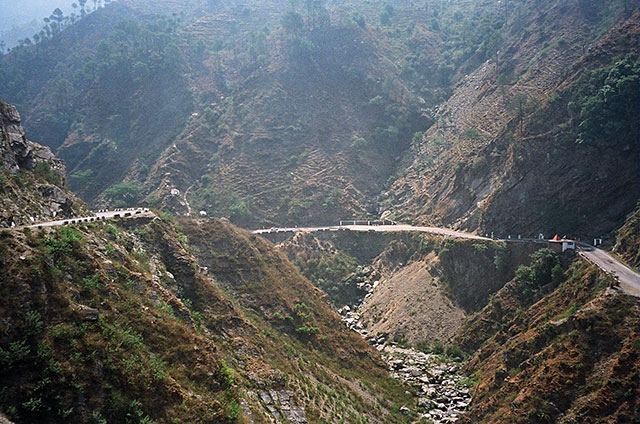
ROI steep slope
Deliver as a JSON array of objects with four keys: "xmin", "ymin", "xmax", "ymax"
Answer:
[
  {"xmin": 0, "ymin": 215, "xmax": 415, "ymax": 423},
  {"xmin": 0, "ymin": 99, "xmax": 86, "ymax": 227},
  {"xmin": 1, "ymin": 0, "xmax": 636, "ymax": 235},
  {"xmin": 389, "ymin": 2, "xmax": 639, "ymax": 237},
  {"xmin": 614, "ymin": 204, "xmax": 640, "ymax": 269},
  {"xmin": 453, "ymin": 255, "xmax": 639, "ymax": 423},
  {"xmin": 276, "ymin": 230, "xmax": 542, "ymax": 344},
  {"xmin": 0, "ymin": 3, "xmax": 193, "ymax": 205}
]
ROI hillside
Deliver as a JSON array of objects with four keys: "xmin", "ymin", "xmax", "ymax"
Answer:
[
  {"xmin": 0, "ymin": 0, "xmax": 635, "ymax": 237},
  {"xmin": 0, "ymin": 1, "xmax": 638, "ymax": 423},
  {"xmin": 0, "ymin": 0, "xmax": 437, "ymax": 225},
  {"xmin": 614, "ymin": 204, "xmax": 640, "ymax": 269},
  {"xmin": 0, "ymin": 98, "xmax": 416, "ymax": 423},
  {"xmin": 453, "ymin": 258, "xmax": 639, "ymax": 423},
  {"xmin": 389, "ymin": 3, "xmax": 639, "ymax": 238},
  {"xmin": 0, "ymin": 214, "xmax": 418, "ymax": 423},
  {"xmin": 275, "ymin": 230, "xmax": 542, "ymax": 344}
]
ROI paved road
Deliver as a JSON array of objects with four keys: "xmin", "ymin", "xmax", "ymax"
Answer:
[
  {"xmin": 257, "ymin": 225, "xmax": 640, "ymax": 298},
  {"xmin": 11, "ymin": 213, "xmax": 638, "ymax": 298},
  {"xmin": 578, "ymin": 246, "xmax": 640, "ymax": 298},
  {"xmin": 3, "ymin": 208, "xmax": 154, "ymax": 230},
  {"xmin": 253, "ymin": 224, "xmax": 491, "ymax": 241}
]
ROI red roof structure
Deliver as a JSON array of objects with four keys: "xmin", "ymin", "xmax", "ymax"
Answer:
[{"xmin": 551, "ymin": 234, "xmax": 560, "ymax": 241}]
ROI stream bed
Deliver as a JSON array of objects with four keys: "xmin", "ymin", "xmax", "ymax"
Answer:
[{"xmin": 339, "ymin": 306, "xmax": 473, "ymax": 423}]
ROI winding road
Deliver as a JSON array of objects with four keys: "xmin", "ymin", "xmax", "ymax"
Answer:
[
  {"xmin": 253, "ymin": 224, "xmax": 491, "ymax": 241},
  {"xmin": 255, "ymin": 224, "xmax": 640, "ymax": 298},
  {"xmin": 578, "ymin": 246, "xmax": 640, "ymax": 298},
  {"xmin": 5, "ymin": 212, "xmax": 638, "ymax": 299}
]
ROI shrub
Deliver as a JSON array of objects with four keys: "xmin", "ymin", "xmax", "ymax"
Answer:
[
  {"xmin": 473, "ymin": 243, "xmax": 488, "ymax": 253},
  {"xmin": 105, "ymin": 182, "xmax": 140, "ymax": 206},
  {"xmin": 350, "ymin": 136, "xmax": 368, "ymax": 148},
  {"xmin": 81, "ymin": 274, "xmax": 101, "ymax": 290},
  {"xmin": 514, "ymin": 248, "xmax": 562, "ymax": 300},
  {"xmin": 227, "ymin": 399, "xmax": 242, "ymax": 421},
  {"xmin": 431, "ymin": 341, "xmax": 444, "ymax": 354},
  {"xmin": 445, "ymin": 345, "xmax": 463, "ymax": 360},
  {"xmin": 296, "ymin": 324, "xmax": 320, "ymax": 336},
  {"xmin": 45, "ymin": 227, "xmax": 82, "ymax": 262},
  {"xmin": 33, "ymin": 162, "xmax": 60, "ymax": 185},
  {"xmin": 218, "ymin": 360, "xmax": 234, "ymax": 389}
]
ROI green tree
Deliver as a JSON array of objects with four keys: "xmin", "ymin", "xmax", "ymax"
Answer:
[
  {"xmin": 352, "ymin": 12, "xmax": 366, "ymax": 28},
  {"xmin": 303, "ymin": 0, "xmax": 329, "ymax": 30},
  {"xmin": 576, "ymin": 56, "xmax": 639, "ymax": 146},
  {"xmin": 507, "ymin": 93, "xmax": 539, "ymax": 135},
  {"xmin": 105, "ymin": 182, "xmax": 140, "ymax": 207},
  {"xmin": 380, "ymin": 11, "xmax": 391, "ymax": 26}
]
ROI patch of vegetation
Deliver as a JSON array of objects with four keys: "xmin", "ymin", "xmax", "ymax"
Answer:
[
  {"xmin": 574, "ymin": 56, "xmax": 639, "ymax": 146},
  {"xmin": 44, "ymin": 226, "xmax": 83, "ymax": 265},
  {"xmin": 32, "ymin": 162, "xmax": 60, "ymax": 185},
  {"xmin": 514, "ymin": 248, "xmax": 563, "ymax": 302},
  {"xmin": 105, "ymin": 182, "xmax": 140, "ymax": 208},
  {"xmin": 294, "ymin": 251, "xmax": 359, "ymax": 307}
]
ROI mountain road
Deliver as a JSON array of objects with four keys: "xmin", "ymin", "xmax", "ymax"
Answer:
[{"xmin": 578, "ymin": 246, "xmax": 640, "ymax": 297}]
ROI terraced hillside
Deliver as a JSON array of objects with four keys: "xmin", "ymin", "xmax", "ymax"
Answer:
[
  {"xmin": 0, "ymin": 0, "xmax": 439, "ymax": 226},
  {"xmin": 0, "ymin": 0, "xmax": 637, "ymax": 233}
]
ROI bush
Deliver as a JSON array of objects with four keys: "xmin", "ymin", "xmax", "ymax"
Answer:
[
  {"xmin": 514, "ymin": 249, "xmax": 562, "ymax": 300},
  {"xmin": 45, "ymin": 227, "xmax": 82, "ymax": 262},
  {"xmin": 445, "ymin": 345, "xmax": 463, "ymax": 360},
  {"xmin": 33, "ymin": 162, "xmax": 60, "ymax": 185},
  {"xmin": 350, "ymin": 136, "xmax": 368, "ymax": 149},
  {"xmin": 105, "ymin": 182, "xmax": 140, "ymax": 206},
  {"xmin": 227, "ymin": 399, "xmax": 242, "ymax": 421},
  {"xmin": 352, "ymin": 12, "xmax": 366, "ymax": 28},
  {"xmin": 218, "ymin": 360, "xmax": 234, "ymax": 389},
  {"xmin": 81, "ymin": 273, "xmax": 101, "ymax": 290},
  {"xmin": 431, "ymin": 341, "xmax": 444, "ymax": 354},
  {"xmin": 296, "ymin": 324, "xmax": 320, "ymax": 336}
]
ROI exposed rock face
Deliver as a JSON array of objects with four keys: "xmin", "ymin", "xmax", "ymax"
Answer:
[
  {"xmin": 0, "ymin": 99, "xmax": 85, "ymax": 227},
  {"xmin": 0, "ymin": 101, "xmax": 66, "ymax": 180},
  {"xmin": 0, "ymin": 412, "xmax": 15, "ymax": 424}
]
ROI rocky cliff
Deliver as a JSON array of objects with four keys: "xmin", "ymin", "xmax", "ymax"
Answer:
[
  {"xmin": 0, "ymin": 99, "xmax": 86, "ymax": 227},
  {"xmin": 0, "ymin": 100, "xmax": 65, "ymax": 177},
  {"xmin": 389, "ymin": 4, "xmax": 639, "ymax": 238}
]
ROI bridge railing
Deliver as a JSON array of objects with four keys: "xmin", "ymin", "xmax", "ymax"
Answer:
[{"xmin": 339, "ymin": 220, "xmax": 397, "ymax": 226}]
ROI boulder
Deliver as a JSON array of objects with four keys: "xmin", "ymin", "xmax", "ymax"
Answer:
[{"xmin": 74, "ymin": 304, "xmax": 99, "ymax": 321}]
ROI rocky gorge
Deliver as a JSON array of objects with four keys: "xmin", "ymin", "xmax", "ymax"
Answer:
[{"xmin": 337, "ymin": 267, "xmax": 474, "ymax": 424}]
